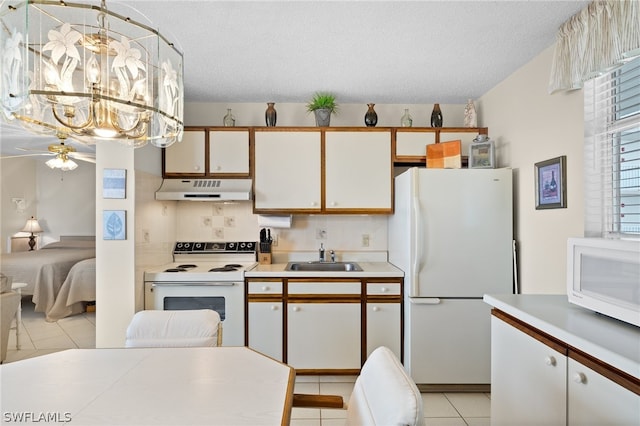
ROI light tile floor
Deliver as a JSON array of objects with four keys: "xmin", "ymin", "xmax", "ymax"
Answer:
[{"xmin": 5, "ymin": 298, "xmax": 491, "ymax": 425}]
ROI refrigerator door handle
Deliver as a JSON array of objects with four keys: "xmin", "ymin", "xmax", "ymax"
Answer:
[
  {"xmin": 409, "ymin": 297, "xmax": 441, "ymax": 305},
  {"xmin": 411, "ymin": 169, "xmax": 423, "ymax": 297}
]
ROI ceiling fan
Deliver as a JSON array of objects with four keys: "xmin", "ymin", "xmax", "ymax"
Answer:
[{"xmin": 2, "ymin": 133, "xmax": 96, "ymax": 171}]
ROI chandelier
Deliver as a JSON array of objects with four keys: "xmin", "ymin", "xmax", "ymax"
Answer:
[{"xmin": 0, "ymin": 0, "xmax": 184, "ymax": 148}]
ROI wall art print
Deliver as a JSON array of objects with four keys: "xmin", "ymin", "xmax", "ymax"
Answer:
[
  {"xmin": 103, "ymin": 210, "xmax": 126, "ymax": 240},
  {"xmin": 535, "ymin": 156, "xmax": 567, "ymax": 209},
  {"xmin": 103, "ymin": 168, "xmax": 126, "ymax": 199}
]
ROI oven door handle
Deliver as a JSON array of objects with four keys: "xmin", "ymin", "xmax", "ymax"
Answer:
[{"xmin": 150, "ymin": 282, "xmax": 236, "ymax": 287}]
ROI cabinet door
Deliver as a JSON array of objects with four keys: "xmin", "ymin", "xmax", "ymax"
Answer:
[
  {"xmin": 248, "ymin": 302, "xmax": 283, "ymax": 361},
  {"xmin": 288, "ymin": 303, "xmax": 360, "ymax": 370},
  {"xmin": 324, "ymin": 131, "xmax": 392, "ymax": 211},
  {"xmin": 164, "ymin": 130, "xmax": 206, "ymax": 175},
  {"xmin": 254, "ymin": 131, "xmax": 321, "ymax": 212},
  {"xmin": 491, "ymin": 316, "xmax": 567, "ymax": 425},
  {"xmin": 366, "ymin": 302, "xmax": 401, "ymax": 359},
  {"xmin": 395, "ymin": 130, "xmax": 436, "ymax": 159},
  {"xmin": 568, "ymin": 358, "xmax": 640, "ymax": 425},
  {"xmin": 209, "ymin": 130, "xmax": 249, "ymax": 175}
]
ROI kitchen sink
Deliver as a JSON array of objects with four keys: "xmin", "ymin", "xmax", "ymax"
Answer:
[{"xmin": 285, "ymin": 261, "xmax": 363, "ymax": 272}]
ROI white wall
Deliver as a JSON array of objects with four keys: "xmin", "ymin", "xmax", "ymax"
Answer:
[
  {"xmin": 479, "ymin": 45, "xmax": 584, "ymax": 294},
  {"xmin": 0, "ymin": 157, "xmax": 95, "ymax": 252}
]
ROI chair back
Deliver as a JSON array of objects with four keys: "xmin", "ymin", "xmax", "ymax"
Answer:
[
  {"xmin": 125, "ymin": 309, "xmax": 222, "ymax": 348},
  {"xmin": 346, "ymin": 346, "xmax": 425, "ymax": 426}
]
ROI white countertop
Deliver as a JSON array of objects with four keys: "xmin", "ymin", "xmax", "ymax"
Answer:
[
  {"xmin": 483, "ymin": 294, "xmax": 640, "ymax": 378},
  {"xmin": 246, "ymin": 261, "xmax": 404, "ymax": 278},
  {"xmin": 0, "ymin": 347, "xmax": 295, "ymax": 425}
]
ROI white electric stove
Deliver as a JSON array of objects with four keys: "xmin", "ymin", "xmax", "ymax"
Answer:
[{"xmin": 144, "ymin": 241, "xmax": 258, "ymax": 346}]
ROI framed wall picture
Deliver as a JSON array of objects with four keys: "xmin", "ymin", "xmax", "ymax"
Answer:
[
  {"xmin": 103, "ymin": 210, "xmax": 126, "ymax": 240},
  {"xmin": 469, "ymin": 140, "xmax": 495, "ymax": 168},
  {"xmin": 535, "ymin": 156, "xmax": 567, "ymax": 209},
  {"xmin": 103, "ymin": 168, "xmax": 126, "ymax": 199}
]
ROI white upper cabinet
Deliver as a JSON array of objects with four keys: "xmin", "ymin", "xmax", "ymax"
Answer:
[
  {"xmin": 254, "ymin": 130, "xmax": 322, "ymax": 212},
  {"xmin": 324, "ymin": 130, "xmax": 392, "ymax": 212},
  {"xmin": 164, "ymin": 129, "xmax": 205, "ymax": 175},
  {"xmin": 209, "ymin": 130, "xmax": 250, "ymax": 175}
]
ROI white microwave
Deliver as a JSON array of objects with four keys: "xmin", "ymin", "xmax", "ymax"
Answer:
[{"xmin": 567, "ymin": 237, "xmax": 640, "ymax": 327}]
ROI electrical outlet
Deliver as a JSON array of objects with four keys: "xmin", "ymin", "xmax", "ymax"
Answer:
[
  {"xmin": 213, "ymin": 205, "xmax": 224, "ymax": 216},
  {"xmin": 213, "ymin": 228, "xmax": 224, "ymax": 238},
  {"xmin": 362, "ymin": 234, "xmax": 370, "ymax": 247},
  {"xmin": 202, "ymin": 216, "xmax": 212, "ymax": 227},
  {"xmin": 142, "ymin": 229, "xmax": 150, "ymax": 243},
  {"xmin": 162, "ymin": 204, "xmax": 168, "ymax": 216},
  {"xmin": 224, "ymin": 216, "xmax": 235, "ymax": 227},
  {"xmin": 271, "ymin": 234, "xmax": 278, "ymax": 247},
  {"xmin": 316, "ymin": 228, "xmax": 327, "ymax": 239}
]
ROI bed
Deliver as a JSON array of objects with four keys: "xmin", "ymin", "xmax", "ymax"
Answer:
[
  {"xmin": 0, "ymin": 237, "xmax": 95, "ymax": 320},
  {"xmin": 46, "ymin": 258, "xmax": 96, "ymax": 322}
]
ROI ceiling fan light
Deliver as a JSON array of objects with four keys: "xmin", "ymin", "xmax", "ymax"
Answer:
[
  {"xmin": 0, "ymin": 0, "xmax": 184, "ymax": 148},
  {"xmin": 46, "ymin": 157, "xmax": 64, "ymax": 169},
  {"xmin": 60, "ymin": 159, "xmax": 78, "ymax": 171}
]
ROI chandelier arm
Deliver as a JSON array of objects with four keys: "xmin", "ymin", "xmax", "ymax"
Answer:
[{"xmin": 50, "ymin": 101, "xmax": 95, "ymax": 131}]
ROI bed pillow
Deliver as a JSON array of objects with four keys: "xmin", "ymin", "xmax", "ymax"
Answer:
[
  {"xmin": 0, "ymin": 273, "xmax": 12, "ymax": 293},
  {"xmin": 41, "ymin": 240, "xmax": 96, "ymax": 249}
]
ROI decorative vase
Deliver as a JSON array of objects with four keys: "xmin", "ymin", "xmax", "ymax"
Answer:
[
  {"xmin": 265, "ymin": 103, "xmax": 277, "ymax": 127},
  {"xmin": 400, "ymin": 108, "xmax": 413, "ymax": 127},
  {"xmin": 464, "ymin": 99, "xmax": 477, "ymax": 128},
  {"xmin": 364, "ymin": 103, "xmax": 378, "ymax": 127},
  {"xmin": 430, "ymin": 103, "xmax": 443, "ymax": 127},
  {"xmin": 223, "ymin": 108, "xmax": 236, "ymax": 127},
  {"xmin": 314, "ymin": 108, "xmax": 331, "ymax": 126}
]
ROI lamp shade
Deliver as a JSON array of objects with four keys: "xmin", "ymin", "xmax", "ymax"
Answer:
[
  {"xmin": 22, "ymin": 216, "xmax": 43, "ymax": 234},
  {"xmin": 0, "ymin": 0, "xmax": 184, "ymax": 148}
]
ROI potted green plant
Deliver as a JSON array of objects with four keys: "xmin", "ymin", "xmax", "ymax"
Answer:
[{"xmin": 306, "ymin": 92, "xmax": 338, "ymax": 126}]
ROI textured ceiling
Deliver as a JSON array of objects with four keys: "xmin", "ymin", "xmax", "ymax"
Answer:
[{"xmin": 1, "ymin": 0, "xmax": 589, "ymax": 154}]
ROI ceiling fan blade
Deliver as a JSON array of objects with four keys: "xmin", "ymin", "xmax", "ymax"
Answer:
[
  {"xmin": 71, "ymin": 155, "xmax": 96, "ymax": 164},
  {"xmin": 16, "ymin": 146, "xmax": 51, "ymax": 154},
  {"xmin": 0, "ymin": 153, "xmax": 53, "ymax": 159}
]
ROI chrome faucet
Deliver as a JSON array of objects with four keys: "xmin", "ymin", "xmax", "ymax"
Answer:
[
  {"xmin": 319, "ymin": 243, "xmax": 325, "ymax": 262},
  {"xmin": 330, "ymin": 250, "xmax": 336, "ymax": 263}
]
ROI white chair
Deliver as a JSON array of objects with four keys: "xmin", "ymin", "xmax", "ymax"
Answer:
[
  {"xmin": 293, "ymin": 346, "xmax": 425, "ymax": 426},
  {"xmin": 125, "ymin": 309, "xmax": 222, "ymax": 348}
]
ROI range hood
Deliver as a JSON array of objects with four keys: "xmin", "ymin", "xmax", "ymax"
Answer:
[{"xmin": 155, "ymin": 179, "xmax": 252, "ymax": 201}]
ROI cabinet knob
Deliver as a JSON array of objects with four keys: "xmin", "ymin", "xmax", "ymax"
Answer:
[
  {"xmin": 372, "ymin": 306, "xmax": 380, "ymax": 312},
  {"xmin": 380, "ymin": 287, "xmax": 388, "ymax": 293},
  {"xmin": 293, "ymin": 306, "xmax": 301, "ymax": 312},
  {"xmin": 573, "ymin": 372, "xmax": 587, "ymax": 384},
  {"xmin": 310, "ymin": 202, "xmax": 317, "ymax": 207},
  {"xmin": 330, "ymin": 201, "xmax": 337, "ymax": 206},
  {"xmin": 194, "ymin": 165, "xmax": 200, "ymax": 171},
  {"xmin": 215, "ymin": 165, "xmax": 222, "ymax": 171},
  {"xmin": 262, "ymin": 286, "xmax": 270, "ymax": 291},
  {"xmin": 270, "ymin": 305, "xmax": 278, "ymax": 311},
  {"xmin": 544, "ymin": 356, "xmax": 556, "ymax": 366}
]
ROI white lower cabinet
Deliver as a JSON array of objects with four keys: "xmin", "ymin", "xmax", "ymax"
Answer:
[
  {"xmin": 568, "ymin": 358, "xmax": 640, "ymax": 425},
  {"xmin": 366, "ymin": 302, "xmax": 401, "ymax": 359},
  {"xmin": 287, "ymin": 302, "xmax": 361, "ymax": 370},
  {"xmin": 491, "ymin": 311, "xmax": 640, "ymax": 426},
  {"xmin": 248, "ymin": 302, "xmax": 282, "ymax": 361},
  {"xmin": 491, "ymin": 315, "xmax": 567, "ymax": 425}
]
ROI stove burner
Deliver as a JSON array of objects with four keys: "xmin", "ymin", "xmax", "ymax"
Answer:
[
  {"xmin": 209, "ymin": 266, "xmax": 239, "ymax": 272},
  {"xmin": 177, "ymin": 264, "xmax": 197, "ymax": 269},
  {"xmin": 164, "ymin": 268, "xmax": 187, "ymax": 272},
  {"xmin": 225, "ymin": 264, "xmax": 242, "ymax": 268}
]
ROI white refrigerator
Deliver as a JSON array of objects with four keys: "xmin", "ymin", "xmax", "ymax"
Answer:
[{"xmin": 388, "ymin": 167, "xmax": 513, "ymax": 387}]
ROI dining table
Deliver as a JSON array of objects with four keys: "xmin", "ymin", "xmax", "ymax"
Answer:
[{"xmin": 0, "ymin": 346, "xmax": 295, "ymax": 425}]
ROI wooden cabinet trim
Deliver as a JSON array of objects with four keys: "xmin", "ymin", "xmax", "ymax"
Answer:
[{"xmin": 492, "ymin": 308, "xmax": 640, "ymax": 395}]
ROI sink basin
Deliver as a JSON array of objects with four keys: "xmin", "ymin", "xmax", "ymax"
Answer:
[{"xmin": 285, "ymin": 261, "xmax": 363, "ymax": 272}]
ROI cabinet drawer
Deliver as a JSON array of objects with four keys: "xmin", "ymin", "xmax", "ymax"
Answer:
[
  {"xmin": 248, "ymin": 281, "xmax": 283, "ymax": 294},
  {"xmin": 288, "ymin": 282, "xmax": 360, "ymax": 295},
  {"xmin": 366, "ymin": 283, "xmax": 401, "ymax": 296}
]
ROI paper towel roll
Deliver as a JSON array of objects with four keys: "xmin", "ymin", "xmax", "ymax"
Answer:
[{"xmin": 257, "ymin": 215, "xmax": 292, "ymax": 228}]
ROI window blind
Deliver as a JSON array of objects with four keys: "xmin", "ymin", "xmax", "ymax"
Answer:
[{"xmin": 584, "ymin": 57, "xmax": 640, "ymax": 237}]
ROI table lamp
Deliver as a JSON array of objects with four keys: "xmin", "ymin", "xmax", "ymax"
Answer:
[{"xmin": 21, "ymin": 217, "xmax": 43, "ymax": 251}]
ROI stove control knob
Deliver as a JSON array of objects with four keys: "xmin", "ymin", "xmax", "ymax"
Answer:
[{"xmin": 240, "ymin": 242, "xmax": 246, "ymax": 248}]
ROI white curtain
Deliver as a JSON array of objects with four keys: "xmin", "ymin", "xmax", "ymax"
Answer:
[{"xmin": 548, "ymin": 0, "xmax": 640, "ymax": 93}]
